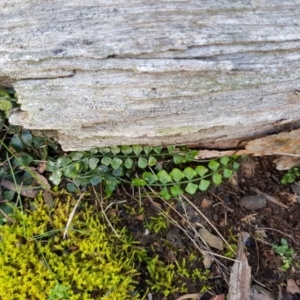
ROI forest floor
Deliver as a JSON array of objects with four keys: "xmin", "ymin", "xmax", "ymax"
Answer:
[
  {"xmin": 1, "ymin": 136, "xmax": 300, "ymax": 299},
  {"xmin": 1, "ymin": 88, "xmax": 299, "ymax": 299},
  {"xmin": 115, "ymin": 155, "xmax": 300, "ymax": 300}
]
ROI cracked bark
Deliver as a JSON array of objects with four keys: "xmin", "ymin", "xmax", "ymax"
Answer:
[{"xmin": 1, "ymin": 0, "xmax": 300, "ymax": 151}]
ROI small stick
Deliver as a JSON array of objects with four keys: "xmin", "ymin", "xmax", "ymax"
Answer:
[
  {"xmin": 176, "ymin": 294, "xmax": 202, "ymax": 300},
  {"xmin": 92, "ymin": 186, "xmax": 120, "ymax": 238},
  {"xmin": 181, "ymin": 194, "xmax": 235, "ymax": 254},
  {"xmin": 63, "ymin": 193, "xmax": 84, "ymax": 239},
  {"xmin": 0, "ymin": 207, "xmax": 15, "ymax": 224},
  {"xmin": 145, "ymin": 186, "xmax": 238, "ymax": 264},
  {"xmin": 257, "ymin": 227, "xmax": 294, "ymax": 241}
]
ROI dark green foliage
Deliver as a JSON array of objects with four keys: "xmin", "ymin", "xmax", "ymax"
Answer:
[
  {"xmin": 281, "ymin": 167, "xmax": 300, "ymax": 185},
  {"xmin": 0, "ymin": 88, "xmax": 241, "ymax": 202},
  {"xmin": 273, "ymin": 238, "xmax": 296, "ymax": 270}
]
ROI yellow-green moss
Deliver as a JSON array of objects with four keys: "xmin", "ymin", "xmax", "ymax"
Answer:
[
  {"xmin": 0, "ymin": 192, "xmax": 144, "ymax": 300},
  {"xmin": 0, "ymin": 190, "xmax": 212, "ymax": 299}
]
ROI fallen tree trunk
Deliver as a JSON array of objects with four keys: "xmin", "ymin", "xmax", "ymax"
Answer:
[{"xmin": 1, "ymin": 0, "xmax": 300, "ymax": 150}]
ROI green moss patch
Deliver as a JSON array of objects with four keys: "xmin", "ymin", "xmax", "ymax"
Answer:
[{"xmin": 0, "ymin": 192, "xmax": 144, "ymax": 300}]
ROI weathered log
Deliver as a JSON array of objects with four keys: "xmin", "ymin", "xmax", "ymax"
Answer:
[{"xmin": 1, "ymin": 0, "xmax": 300, "ymax": 150}]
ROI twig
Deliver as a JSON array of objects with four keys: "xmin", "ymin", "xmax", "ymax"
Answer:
[
  {"xmin": 176, "ymin": 294, "xmax": 202, "ymax": 300},
  {"xmin": 181, "ymin": 194, "xmax": 235, "ymax": 254},
  {"xmin": 142, "ymin": 186, "xmax": 236, "ymax": 286},
  {"xmin": 145, "ymin": 186, "xmax": 237, "ymax": 264},
  {"xmin": 63, "ymin": 193, "xmax": 85, "ymax": 239},
  {"xmin": 103, "ymin": 200, "xmax": 126, "ymax": 213},
  {"xmin": 224, "ymin": 209, "xmax": 228, "ymax": 226},
  {"xmin": 251, "ymin": 276, "xmax": 266, "ymax": 288},
  {"xmin": 178, "ymin": 196, "xmax": 190, "ymax": 226},
  {"xmin": 257, "ymin": 227, "xmax": 294, "ymax": 242},
  {"xmin": 0, "ymin": 207, "xmax": 15, "ymax": 224},
  {"xmin": 92, "ymin": 186, "xmax": 120, "ymax": 238}
]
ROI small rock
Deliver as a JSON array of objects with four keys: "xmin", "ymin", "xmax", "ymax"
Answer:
[
  {"xmin": 240, "ymin": 195, "xmax": 267, "ymax": 210},
  {"xmin": 291, "ymin": 182, "xmax": 300, "ymax": 196}
]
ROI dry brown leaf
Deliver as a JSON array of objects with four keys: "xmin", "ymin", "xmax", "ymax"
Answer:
[
  {"xmin": 43, "ymin": 191, "xmax": 54, "ymax": 208},
  {"xmin": 200, "ymin": 198, "xmax": 212, "ymax": 208},
  {"xmin": 286, "ymin": 279, "xmax": 300, "ymax": 294},
  {"xmin": 273, "ymin": 156, "xmax": 300, "ymax": 170},
  {"xmin": 199, "ymin": 227, "xmax": 223, "ymax": 250},
  {"xmin": 135, "ymin": 214, "xmax": 145, "ymax": 221},
  {"xmin": 245, "ymin": 129, "xmax": 300, "ymax": 156}
]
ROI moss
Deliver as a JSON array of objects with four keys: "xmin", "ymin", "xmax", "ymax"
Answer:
[
  {"xmin": 0, "ymin": 192, "xmax": 144, "ymax": 300},
  {"xmin": 0, "ymin": 99, "xmax": 13, "ymax": 117},
  {"xmin": 0, "ymin": 190, "xmax": 212, "ymax": 299}
]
